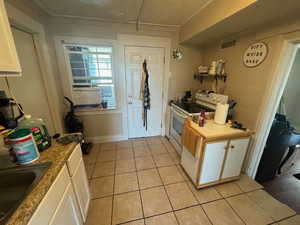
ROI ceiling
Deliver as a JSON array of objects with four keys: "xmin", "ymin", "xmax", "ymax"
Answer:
[{"xmin": 34, "ymin": 0, "xmax": 212, "ymax": 26}]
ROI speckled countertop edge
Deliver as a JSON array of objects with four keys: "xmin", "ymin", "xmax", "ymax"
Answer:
[{"xmin": 5, "ymin": 142, "xmax": 77, "ymax": 225}]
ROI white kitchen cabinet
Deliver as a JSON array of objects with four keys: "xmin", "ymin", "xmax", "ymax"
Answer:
[
  {"xmin": 199, "ymin": 141, "xmax": 227, "ymax": 184},
  {"xmin": 181, "ymin": 133, "xmax": 251, "ymax": 188},
  {"xmin": 71, "ymin": 158, "xmax": 90, "ymax": 222},
  {"xmin": 67, "ymin": 144, "xmax": 90, "ymax": 222},
  {"xmin": 28, "ymin": 145, "xmax": 90, "ymax": 225},
  {"xmin": 28, "ymin": 166, "xmax": 71, "ymax": 225},
  {"xmin": 221, "ymin": 138, "xmax": 250, "ymax": 179},
  {"xmin": 49, "ymin": 184, "xmax": 83, "ymax": 225},
  {"xmin": 0, "ymin": 0, "xmax": 21, "ymax": 75},
  {"xmin": 181, "ymin": 146, "xmax": 198, "ymax": 181}
]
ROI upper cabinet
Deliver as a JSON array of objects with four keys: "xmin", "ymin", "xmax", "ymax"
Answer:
[{"xmin": 0, "ymin": 0, "xmax": 21, "ymax": 76}]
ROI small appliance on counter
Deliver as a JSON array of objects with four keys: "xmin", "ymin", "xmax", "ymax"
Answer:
[
  {"xmin": 181, "ymin": 91, "xmax": 192, "ymax": 103},
  {"xmin": 0, "ymin": 90, "xmax": 23, "ymax": 129}
]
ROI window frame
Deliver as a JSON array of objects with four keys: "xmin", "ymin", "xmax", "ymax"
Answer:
[{"xmin": 63, "ymin": 43, "xmax": 118, "ymax": 110}]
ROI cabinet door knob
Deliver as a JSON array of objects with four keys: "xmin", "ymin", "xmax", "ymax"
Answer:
[{"xmin": 231, "ymin": 145, "xmax": 235, "ymax": 149}]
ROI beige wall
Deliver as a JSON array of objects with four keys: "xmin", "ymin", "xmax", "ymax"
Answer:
[
  {"xmin": 46, "ymin": 17, "xmax": 202, "ymax": 140},
  {"xmin": 4, "ymin": 1, "xmax": 66, "ymax": 134},
  {"xmin": 200, "ymin": 18, "xmax": 300, "ymax": 132},
  {"xmin": 202, "ymin": 34, "xmax": 282, "ymax": 129},
  {"xmin": 80, "ymin": 113, "xmax": 123, "ymax": 138},
  {"xmin": 199, "ymin": 18, "xmax": 300, "ymax": 172}
]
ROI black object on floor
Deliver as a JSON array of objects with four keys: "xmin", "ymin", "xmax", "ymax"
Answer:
[
  {"xmin": 81, "ymin": 142, "xmax": 92, "ymax": 155},
  {"xmin": 255, "ymin": 113, "xmax": 300, "ymax": 182},
  {"xmin": 64, "ymin": 96, "xmax": 92, "ymax": 155},
  {"xmin": 294, "ymin": 173, "xmax": 300, "ymax": 180}
]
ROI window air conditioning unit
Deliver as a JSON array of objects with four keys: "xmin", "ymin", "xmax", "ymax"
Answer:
[{"xmin": 72, "ymin": 88, "xmax": 101, "ymax": 105}]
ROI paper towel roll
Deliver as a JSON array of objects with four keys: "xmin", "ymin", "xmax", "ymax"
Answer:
[{"xmin": 214, "ymin": 103, "xmax": 229, "ymax": 125}]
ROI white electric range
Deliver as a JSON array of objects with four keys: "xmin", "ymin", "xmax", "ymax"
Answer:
[{"xmin": 169, "ymin": 92, "xmax": 228, "ymax": 154}]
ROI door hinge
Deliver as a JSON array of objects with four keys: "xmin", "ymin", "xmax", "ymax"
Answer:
[{"xmin": 163, "ymin": 57, "xmax": 165, "ymax": 64}]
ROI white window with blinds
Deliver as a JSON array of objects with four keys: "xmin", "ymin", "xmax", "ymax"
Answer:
[{"xmin": 64, "ymin": 44, "xmax": 116, "ymax": 109}]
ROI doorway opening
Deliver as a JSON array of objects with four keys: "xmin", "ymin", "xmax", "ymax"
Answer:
[{"xmin": 254, "ymin": 46, "xmax": 300, "ymax": 213}]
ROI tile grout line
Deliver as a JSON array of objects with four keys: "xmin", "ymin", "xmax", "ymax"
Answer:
[
  {"xmin": 89, "ymin": 140, "xmax": 262, "ymax": 222},
  {"xmin": 223, "ymin": 197, "xmax": 247, "ymax": 225},
  {"xmin": 90, "ymin": 138, "xmax": 272, "ymax": 225},
  {"xmin": 90, "ymin": 180, "xmax": 198, "ymax": 201},
  {"xmin": 90, "ymin": 182, "xmax": 266, "ymax": 201},
  {"xmin": 198, "ymin": 204, "xmax": 214, "ymax": 225},
  {"xmin": 133, "ymin": 141, "xmax": 146, "ymax": 225},
  {"xmin": 152, "ymin": 139, "xmax": 181, "ymax": 225},
  {"xmin": 213, "ymin": 184, "xmax": 248, "ymax": 225},
  {"xmin": 89, "ymin": 143, "xmax": 102, "ymax": 179},
  {"xmin": 86, "ymin": 144, "xmax": 99, "ymax": 181},
  {"xmin": 110, "ymin": 142, "xmax": 117, "ymax": 225}
]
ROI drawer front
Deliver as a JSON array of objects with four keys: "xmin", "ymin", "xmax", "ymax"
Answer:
[
  {"xmin": 28, "ymin": 165, "xmax": 70, "ymax": 225},
  {"xmin": 67, "ymin": 144, "xmax": 82, "ymax": 177}
]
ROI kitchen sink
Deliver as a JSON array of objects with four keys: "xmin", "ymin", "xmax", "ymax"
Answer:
[{"xmin": 0, "ymin": 162, "xmax": 52, "ymax": 225}]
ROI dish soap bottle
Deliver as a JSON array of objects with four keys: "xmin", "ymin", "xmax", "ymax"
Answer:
[{"xmin": 18, "ymin": 115, "xmax": 51, "ymax": 151}]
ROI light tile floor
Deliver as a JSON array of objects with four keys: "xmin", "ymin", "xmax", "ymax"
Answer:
[{"xmin": 83, "ymin": 136, "xmax": 299, "ymax": 225}]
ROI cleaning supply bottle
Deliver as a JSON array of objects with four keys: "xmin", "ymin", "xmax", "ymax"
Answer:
[
  {"xmin": 18, "ymin": 115, "xmax": 51, "ymax": 151},
  {"xmin": 7, "ymin": 129, "xmax": 40, "ymax": 164}
]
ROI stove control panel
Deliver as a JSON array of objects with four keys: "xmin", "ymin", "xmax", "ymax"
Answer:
[{"xmin": 195, "ymin": 92, "xmax": 228, "ymax": 106}]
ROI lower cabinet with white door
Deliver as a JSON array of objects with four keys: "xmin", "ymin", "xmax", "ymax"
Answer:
[
  {"xmin": 181, "ymin": 120, "xmax": 252, "ymax": 189},
  {"xmin": 28, "ymin": 144, "xmax": 90, "ymax": 225},
  {"xmin": 67, "ymin": 145, "xmax": 90, "ymax": 222}
]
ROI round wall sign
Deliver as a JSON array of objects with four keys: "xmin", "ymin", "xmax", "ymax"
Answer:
[{"xmin": 243, "ymin": 42, "xmax": 268, "ymax": 67}]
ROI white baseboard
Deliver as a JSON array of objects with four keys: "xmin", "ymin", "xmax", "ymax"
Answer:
[{"xmin": 85, "ymin": 135, "xmax": 128, "ymax": 143}]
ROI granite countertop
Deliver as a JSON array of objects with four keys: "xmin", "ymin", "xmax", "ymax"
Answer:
[{"xmin": 5, "ymin": 141, "xmax": 77, "ymax": 225}]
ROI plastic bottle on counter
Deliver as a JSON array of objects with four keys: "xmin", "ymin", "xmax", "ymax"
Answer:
[
  {"xmin": 17, "ymin": 115, "xmax": 51, "ymax": 151},
  {"xmin": 198, "ymin": 111, "xmax": 206, "ymax": 127}
]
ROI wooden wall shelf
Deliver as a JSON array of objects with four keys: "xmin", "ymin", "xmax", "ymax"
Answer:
[{"xmin": 194, "ymin": 73, "xmax": 227, "ymax": 83}]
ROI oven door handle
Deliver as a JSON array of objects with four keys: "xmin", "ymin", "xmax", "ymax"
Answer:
[{"xmin": 172, "ymin": 109, "xmax": 188, "ymax": 119}]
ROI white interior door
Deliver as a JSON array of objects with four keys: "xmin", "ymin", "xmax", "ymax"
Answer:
[{"xmin": 125, "ymin": 46, "xmax": 165, "ymax": 138}]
